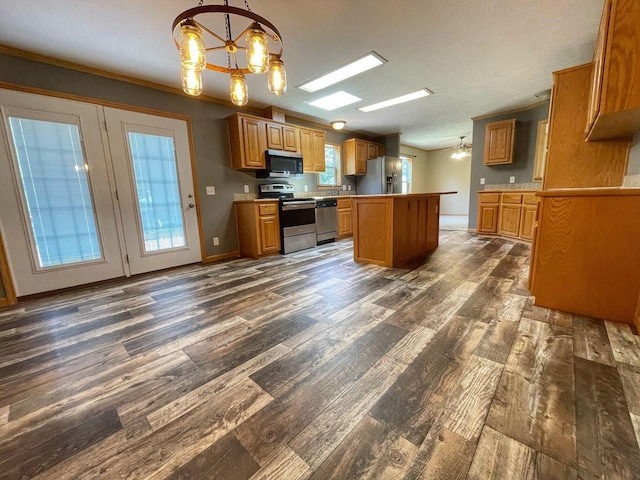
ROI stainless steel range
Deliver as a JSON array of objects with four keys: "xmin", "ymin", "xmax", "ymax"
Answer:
[{"xmin": 259, "ymin": 184, "xmax": 317, "ymax": 254}]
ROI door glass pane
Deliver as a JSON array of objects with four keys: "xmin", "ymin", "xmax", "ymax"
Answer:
[
  {"xmin": 128, "ymin": 132, "xmax": 186, "ymax": 252},
  {"xmin": 8, "ymin": 117, "xmax": 102, "ymax": 268}
]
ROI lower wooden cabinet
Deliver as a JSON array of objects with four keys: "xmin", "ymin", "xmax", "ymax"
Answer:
[
  {"xmin": 235, "ymin": 201, "xmax": 281, "ymax": 259},
  {"xmin": 477, "ymin": 191, "xmax": 538, "ymax": 242},
  {"xmin": 337, "ymin": 197, "xmax": 352, "ymax": 238},
  {"xmin": 529, "ymin": 189, "xmax": 640, "ymax": 325}
]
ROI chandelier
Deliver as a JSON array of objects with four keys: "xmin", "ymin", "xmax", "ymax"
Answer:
[
  {"xmin": 172, "ymin": 0, "xmax": 287, "ymax": 105},
  {"xmin": 451, "ymin": 136, "xmax": 471, "ymax": 159}
]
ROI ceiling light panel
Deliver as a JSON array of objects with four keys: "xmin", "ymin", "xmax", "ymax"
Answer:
[
  {"xmin": 298, "ymin": 52, "xmax": 386, "ymax": 93},
  {"xmin": 359, "ymin": 88, "xmax": 433, "ymax": 112},
  {"xmin": 309, "ymin": 91, "xmax": 362, "ymax": 111}
]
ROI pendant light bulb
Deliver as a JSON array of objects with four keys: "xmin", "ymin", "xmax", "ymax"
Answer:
[
  {"xmin": 181, "ymin": 67, "xmax": 203, "ymax": 96},
  {"xmin": 268, "ymin": 58, "xmax": 287, "ymax": 95},
  {"xmin": 246, "ymin": 24, "xmax": 269, "ymax": 74},
  {"xmin": 179, "ymin": 21, "xmax": 206, "ymax": 72},
  {"xmin": 230, "ymin": 71, "xmax": 248, "ymax": 106}
]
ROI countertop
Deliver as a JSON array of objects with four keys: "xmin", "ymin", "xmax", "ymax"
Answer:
[
  {"xmin": 352, "ymin": 191, "xmax": 457, "ymax": 199},
  {"xmin": 478, "ymin": 189, "xmax": 539, "ymax": 194}
]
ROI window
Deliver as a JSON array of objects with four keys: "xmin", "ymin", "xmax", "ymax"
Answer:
[
  {"xmin": 317, "ymin": 143, "xmax": 341, "ymax": 187},
  {"xmin": 401, "ymin": 156, "xmax": 412, "ymax": 194}
]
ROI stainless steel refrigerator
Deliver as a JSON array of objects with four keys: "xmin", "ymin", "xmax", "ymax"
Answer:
[{"xmin": 355, "ymin": 156, "xmax": 402, "ymax": 195}]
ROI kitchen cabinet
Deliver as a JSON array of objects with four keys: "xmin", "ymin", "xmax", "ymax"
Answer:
[
  {"xmin": 228, "ymin": 113, "xmax": 267, "ymax": 169},
  {"xmin": 477, "ymin": 193, "xmax": 500, "ymax": 234},
  {"xmin": 477, "ymin": 191, "xmax": 537, "ymax": 242},
  {"xmin": 337, "ymin": 197, "xmax": 352, "ymax": 238},
  {"xmin": 586, "ymin": 0, "xmax": 640, "ymax": 141},
  {"xmin": 266, "ymin": 122, "xmax": 299, "ymax": 152},
  {"xmin": 483, "ymin": 119, "xmax": 516, "ymax": 165},
  {"xmin": 529, "ymin": 189, "xmax": 640, "ymax": 325},
  {"xmin": 343, "ymin": 138, "xmax": 384, "ymax": 175},
  {"xmin": 544, "ymin": 64, "xmax": 630, "ymax": 189},
  {"xmin": 235, "ymin": 200, "xmax": 281, "ymax": 259},
  {"xmin": 532, "ymin": 120, "xmax": 548, "ymax": 182},
  {"xmin": 300, "ymin": 128, "xmax": 326, "ymax": 173}
]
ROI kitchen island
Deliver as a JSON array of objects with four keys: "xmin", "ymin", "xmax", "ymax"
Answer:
[{"xmin": 352, "ymin": 192, "xmax": 456, "ymax": 267}]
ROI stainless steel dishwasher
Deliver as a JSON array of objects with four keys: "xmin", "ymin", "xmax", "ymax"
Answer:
[{"xmin": 315, "ymin": 198, "xmax": 338, "ymax": 245}]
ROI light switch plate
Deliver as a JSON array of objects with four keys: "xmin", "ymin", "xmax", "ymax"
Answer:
[
  {"xmin": 243, "ymin": 185, "xmax": 249, "ymax": 193},
  {"xmin": 480, "ymin": 178, "xmax": 485, "ymax": 185},
  {"xmin": 304, "ymin": 185, "xmax": 308, "ymax": 192},
  {"xmin": 206, "ymin": 186, "xmax": 215, "ymax": 195},
  {"xmin": 509, "ymin": 176, "xmax": 516, "ymax": 184}
]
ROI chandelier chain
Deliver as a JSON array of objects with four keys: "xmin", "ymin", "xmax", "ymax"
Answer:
[{"xmin": 243, "ymin": 0, "xmax": 252, "ymax": 12}]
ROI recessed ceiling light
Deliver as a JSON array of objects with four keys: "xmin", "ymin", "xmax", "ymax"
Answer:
[
  {"xmin": 298, "ymin": 52, "xmax": 387, "ymax": 93},
  {"xmin": 359, "ymin": 88, "xmax": 434, "ymax": 112},
  {"xmin": 309, "ymin": 91, "xmax": 362, "ymax": 111}
]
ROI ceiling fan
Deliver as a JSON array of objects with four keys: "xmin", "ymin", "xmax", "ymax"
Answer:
[{"xmin": 451, "ymin": 136, "xmax": 472, "ymax": 159}]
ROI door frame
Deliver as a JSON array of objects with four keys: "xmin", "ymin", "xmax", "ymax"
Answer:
[{"xmin": 0, "ymin": 82, "xmax": 205, "ymax": 301}]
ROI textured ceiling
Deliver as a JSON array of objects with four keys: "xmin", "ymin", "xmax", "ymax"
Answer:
[{"xmin": 0, "ymin": 0, "xmax": 603, "ymax": 150}]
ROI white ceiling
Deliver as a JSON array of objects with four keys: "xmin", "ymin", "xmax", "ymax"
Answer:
[{"xmin": 0, "ymin": 0, "xmax": 603, "ymax": 150}]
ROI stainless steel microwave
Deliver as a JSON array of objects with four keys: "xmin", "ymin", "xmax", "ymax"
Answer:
[{"xmin": 256, "ymin": 150, "xmax": 304, "ymax": 178}]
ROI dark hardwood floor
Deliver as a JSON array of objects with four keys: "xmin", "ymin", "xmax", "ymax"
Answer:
[{"xmin": 1, "ymin": 231, "xmax": 639, "ymax": 479}]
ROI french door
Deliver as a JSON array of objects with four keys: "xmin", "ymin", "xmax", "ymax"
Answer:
[{"xmin": 0, "ymin": 89, "xmax": 201, "ymax": 296}]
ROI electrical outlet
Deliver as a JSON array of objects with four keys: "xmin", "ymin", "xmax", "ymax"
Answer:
[
  {"xmin": 243, "ymin": 185, "xmax": 249, "ymax": 193},
  {"xmin": 347, "ymin": 185, "xmax": 351, "ymax": 190},
  {"xmin": 509, "ymin": 176, "xmax": 516, "ymax": 184},
  {"xmin": 480, "ymin": 178, "xmax": 485, "ymax": 185},
  {"xmin": 213, "ymin": 237, "xmax": 219, "ymax": 246},
  {"xmin": 206, "ymin": 186, "xmax": 215, "ymax": 195},
  {"xmin": 304, "ymin": 185, "xmax": 308, "ymax": 192}
]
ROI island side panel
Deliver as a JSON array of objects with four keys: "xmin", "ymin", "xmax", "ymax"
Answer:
[
  {"xmin": 426, "ymin": 196, "xmax": 440, "ymax": 251},
  {"xmin": 392, "ymin": 197, "xmax": 429, "ymax": 266},
  {"xmin": 352, "ymin": 197, "xmax": 393, "ymax": 267}
]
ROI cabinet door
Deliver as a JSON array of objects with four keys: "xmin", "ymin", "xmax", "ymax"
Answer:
[
  {"xmin": 519, "ymin": 205, "xmax": 537, "ymax": 240},
  {"xmin": 367, "ymin": 142, "xmax": 379, "ymax": 160},
  {"xmin": 484, "ymin": 119, "xmax": 515, "ymax": 165},
  {"xmin": 242, "ymin": 117, "xmax": 266, "ymax": 168},
  {"xmin": 478, "ymin": 204, "xmax": 499, "ymax": 234},
  {"xmin": 266, "ymin": 123, "xmax": 284, "ymax": 150},
  {"xmin": 259, "ymin": 216, "xmax": 280, "ymax": 254},
  {"xmin": 283, "ymin": 126, "xmax": 299, "ymax": 152},
  {"xmin": 586, "ymin": 0, "xmax": 612, "ymax": 133},
  {"xmin": 498, "ymin": 205, "xmax": 521, "ymax": 237},
  {"xmin": 313, "ymin": 131, "xmax": 325, "ymax": 172},
  {"xmin": 356, "ymin": 140, "xmax": 368, "ymax": 174},
  {"xmin": 299, "ymin": 129, "xmax": 314, "ymax": 172},
  {"xmin": 338, "ymin": 208, "xmax": 352, "ymax": 236}
]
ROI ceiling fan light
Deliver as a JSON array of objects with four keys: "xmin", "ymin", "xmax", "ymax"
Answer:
[
  {"xmin": 181, "ymin": 67, "xmax": 202, "ymax": 96},
  {"xmin": 230, "ymin": 71, "xmax": 249, "ymax": 106},
  {"xmin": 268, "ymin": 58, "xmax": 287, "ymax": 95},
  {"xmin": 179, "ymin": 22, "xmax": 206, "ymax": 72},
  {"xmin": 246, "ymin": 24, "xmax": 269, "ymax": 74}
]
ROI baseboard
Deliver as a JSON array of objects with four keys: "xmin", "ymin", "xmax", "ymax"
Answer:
[{"xmin": 202, "ymin": 250, "xmax": 240, "ymax": 264}]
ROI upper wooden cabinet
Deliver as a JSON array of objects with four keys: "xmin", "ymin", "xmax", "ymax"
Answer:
[
  {"xmin": 228, "ymin": 113, "xmax": 267, "ymax": 169},
  {"xmin": 299, "ymin": 128, "xmax": 326, "ymax": 173},
  {"xmin": 483, "ymin": 119, "xmax": 516, "ymax": 165},
  {"xmin": 544, "ymin": 64, "xmax": 630, "ymax": 189},
  {"xmin": 343, "ymin": 138, "xmax": 384, "ymax": 175},
  {"xmin": 266, "ymin": 122, "xmax": 299, "ymax": 152},
  {"xmin": 228, "ymin": 112, "xmax": 324, "ymax": 171},
  {"xmin": 586, "ymin": 0, "xmax": 640, "ymax": 141}
]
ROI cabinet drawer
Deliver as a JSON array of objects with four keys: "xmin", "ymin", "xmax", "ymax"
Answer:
[
  {"xmin": 479, "ymin": 193, "xmax": 500, "ymax": 204},
  {"xmin": 502, "ymin": 193, "xmax": 523, "ymax": 204},
  {"xmin": 523, "ymin": 193, "xmax": 538, "ymax": 205},
  {"xmin": 258, "ymin": 203, "xmax": 277, "ymax": 216},
  {"xmin": 337, "ymin": 198, "xmax": 352, "ymax": 208}
]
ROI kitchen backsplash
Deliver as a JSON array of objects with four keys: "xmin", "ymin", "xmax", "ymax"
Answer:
[
  {"xmin": 484, "ymin": 182, "xmax": 542, "ymax": 191},
  {"xmin": 623, "ymin": 174, "xmax": 640, "ymax": 188}
]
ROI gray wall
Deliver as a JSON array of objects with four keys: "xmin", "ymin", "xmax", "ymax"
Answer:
[
  {"xmin": 627, "ymin": 132, "xmax": 640, "ymax": 175},
  {"xmin": 0, "ymin": 52, "xmax": 362, "ymax": 260},
  {"xmin": 467, "ymin": 102, "xmax": 550, "ymax": 229}
]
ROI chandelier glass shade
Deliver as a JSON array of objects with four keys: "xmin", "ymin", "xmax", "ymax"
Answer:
[
  {"xmin": 173, "ymin": 1, "xmax": 286, "ymax": 105},
  {"xmin": 451, "ymin": 136, "xmax": 471, "ymax": 159}
]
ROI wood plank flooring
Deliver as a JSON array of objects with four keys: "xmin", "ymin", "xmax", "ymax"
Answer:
[{"xmin": 1, "ymin": 232, "xmax": 639, "ymax": 479}]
